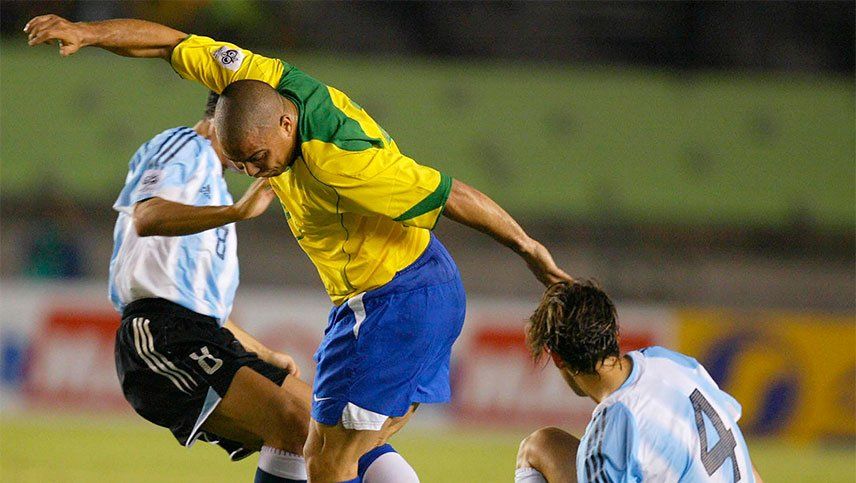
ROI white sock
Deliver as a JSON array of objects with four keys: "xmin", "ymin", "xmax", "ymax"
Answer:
[
  {"xmin": 257, "ymin": 446, "xmax": 307, "ymax": 480},
  {"xmin": 515, "ymin": 466, "xmax": 548, "ymax": 483},
  {"xmin": 363, "ymin": 451, "xmax": 419, "ymax": 483}
]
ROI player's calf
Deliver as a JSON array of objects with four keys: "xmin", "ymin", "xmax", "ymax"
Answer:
[
  {"xmin": 515, "ymin": 427, "xmax": 580, "ymax": 483},
  {"xmin": 304, "ymin": 407, "xmax": 419, "ymax": 483},
  {"xmin": 304, "ymin": 420, "xmax": 372, "ymax": 482}
]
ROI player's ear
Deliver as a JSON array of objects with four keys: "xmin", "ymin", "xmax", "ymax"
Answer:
[
  {"xmin": 549, "ymin": 350, "xmax": 566, "ymax": 369},
  {"xmin": 279, "ymin": 114, "xmax": 295, "ymax": 136}
]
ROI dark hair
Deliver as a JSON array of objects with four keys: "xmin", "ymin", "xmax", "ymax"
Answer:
[
  {"xmin": 204, "ymin": 91, "xmax": 219, "ymax": 119},
  {"xmin": 526, "ymin": 280, "xmax": 619, "ymax": 374}
]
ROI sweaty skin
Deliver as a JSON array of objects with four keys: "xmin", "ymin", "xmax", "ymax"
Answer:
[
  {"xmin": 26, "ymin": 15, "xmax": 573, "ymax": 481},
  {"xmin": 24, "ymin": 14, "xmax": 571, "ymax": 288}
]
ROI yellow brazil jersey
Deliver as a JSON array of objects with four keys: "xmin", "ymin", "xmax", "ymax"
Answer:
[{"xmin": 170, "ymin": 36, "xmax": 452, "ymax": 305}]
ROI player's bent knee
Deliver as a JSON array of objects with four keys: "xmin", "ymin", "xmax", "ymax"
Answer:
[
  {"xmin": 263, "ymin": 377, "xmax": 311, "ymax": 453},
  {"xmin": 263, "ymin": 416, "xmax": 307, "ymax": 454},
  {"xmin": 516, "ymin": 432, "xmax": 537, "ymax": 469},
  {"xmin": 517, "ymin": 427, "xmax": 578, "ymax": 471}
]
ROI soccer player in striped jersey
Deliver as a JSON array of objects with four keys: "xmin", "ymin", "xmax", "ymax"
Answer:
[
  {"xmin": 27, "ymin": 14, "xmax": 571, "ymax": 483},
  {"xmin": 108, "ymin": 92, "xmax": 312, "ymax": 482},
  {"xmin": 516, "ymin": 281, "xmax": 763, "ymax": 483}
]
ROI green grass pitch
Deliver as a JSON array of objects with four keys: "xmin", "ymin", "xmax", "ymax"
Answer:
[{"xmin": 1, "ymin": 414, "xmax": 853, "ymax": 482}]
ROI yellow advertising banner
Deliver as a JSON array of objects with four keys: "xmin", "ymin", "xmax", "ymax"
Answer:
[{"xmin": 678, "ymin": 310, "xmax": 855, "ymax": 442}]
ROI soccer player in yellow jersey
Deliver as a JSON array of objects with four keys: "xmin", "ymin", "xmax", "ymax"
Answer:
[{"xmin": 27, "ymin": 14, "xmax": 572, "ymax": 483}]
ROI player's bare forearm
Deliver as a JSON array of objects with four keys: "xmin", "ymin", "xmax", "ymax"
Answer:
[
  {"xmin": 444, "ymin": 179, "xmax": 532, "ymax": 253},
  {"xmin": 223, "ymin": 320, "xmax": 273, "ymax": 361},
  {"xmin": 224, "ymin": 320, "xmax": 302, "ymax": 377},
  {"xmin": 134, "ymin": 179, "xmax": 274, "ymax": 236},
  {"xmin": 25, "ymin": 15, "xmax": 185, "ymax": 58},
  {"xmin": 443, "ymin": 179, "xmax": 572, "ymax": 286},
  {"xmin": 133, "ymin": 198, "xmax": 242, "ymax": 237},
  {"xmin": 81, "ymin": 19, "xmax": 185, "ymax": 58}
]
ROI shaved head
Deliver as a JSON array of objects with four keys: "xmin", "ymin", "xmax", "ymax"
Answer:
[
  {"xmin": 213, "ymin": 79, "xmax": 300, "ymax": 178},
  {"xmin": 215, "ymin": 79, "xmax": 284, "ymax": 147}
]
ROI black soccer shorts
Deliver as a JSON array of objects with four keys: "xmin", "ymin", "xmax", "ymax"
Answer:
[{"xmin": 114, "ymin": 298, "xmax": 288, "ymax": 460}]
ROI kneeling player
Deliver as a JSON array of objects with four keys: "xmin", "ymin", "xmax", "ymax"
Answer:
[{"xmin": 516, "ymin": 281, "xmax": 763, "ymax": 482}]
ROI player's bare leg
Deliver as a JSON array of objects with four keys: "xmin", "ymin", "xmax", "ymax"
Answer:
[
  {"xmin": 515, "ymin": 427, "xmax": 580, "ymax": 482},
  {"xmin": 304, "ymin": 404, "xmax": 418, "ymax": 482},
  {"xmin": 203, "ymin": 367, "xmax": 310, "ymax": 453},
  {"xmin": 203, "ymin": 367, "xmax": 311, "ymax": 481}
]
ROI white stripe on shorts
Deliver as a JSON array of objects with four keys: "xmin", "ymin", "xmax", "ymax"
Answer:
[
  {"xmin": 140, "ymin": 318, "xmax": 197, "ymax": 389},
  {"xmin": 131, "ymin": 318, "xmax": 195, "ymax": 393},
  {"xmin": 348, "ymin": 293, "xmax": 367, "ymax": 338}
]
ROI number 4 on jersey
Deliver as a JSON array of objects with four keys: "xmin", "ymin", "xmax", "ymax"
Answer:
[{"xmin": 689, "ymin": 388, "xmax": 741, "ymax": 481}]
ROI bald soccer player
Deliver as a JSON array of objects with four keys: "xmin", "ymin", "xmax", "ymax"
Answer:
[{"xmin": 27, "ymin": 15, "xmax": 571, "ymax": 483}]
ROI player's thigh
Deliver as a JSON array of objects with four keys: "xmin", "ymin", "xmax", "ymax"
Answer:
[
  {"xmin": 305, "ymin": 404, "xmax": 417, "ymax": 462},
  {"xmin": 378, "ymin": 403, "xmax": 418, "ymax": 444},
  {"xmin": 517, "ymin": 426, "xmax": 579, "ymax": 481},
  {"xmin": 203, "ymin": 368, "xmax": 311, "ymax": 454}
]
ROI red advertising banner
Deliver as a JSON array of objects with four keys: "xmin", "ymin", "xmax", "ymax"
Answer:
[
  {"xmin": 452, "ymin": 317, "xmax": 664, "ymax": 430},
  {"xmin": 25, "ymin": 306, "xmax": 126, "ymax": 410},
  {"xmin": 1, "ymin": 282, "xmax": 675, "ymax": 431}
]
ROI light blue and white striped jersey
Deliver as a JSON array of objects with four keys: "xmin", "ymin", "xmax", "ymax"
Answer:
[
  {"xmin": 577, "ymin": 346, "xmax": 755, "ymax": 483},
  {"xmin": 108, "ymin": 126, "xmax": 238, "ymax": 325}
]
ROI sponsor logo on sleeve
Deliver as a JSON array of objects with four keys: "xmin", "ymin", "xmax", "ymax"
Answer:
[
  {"xmin": 138, "ymin": 169, "xmax": 164, "ymax": 196},
  {"xmin": 212, "ymin": 46, "xmax": 245, "ymax": 72}
]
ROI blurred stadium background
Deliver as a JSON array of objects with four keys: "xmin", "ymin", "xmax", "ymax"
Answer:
[{"xmin": 0, "ymin": 1, "xmax": 853, "ymax": 481}]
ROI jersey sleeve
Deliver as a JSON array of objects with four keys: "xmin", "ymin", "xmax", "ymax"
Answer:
[
  {"xmin": 129, "ymin": 134, "xmax": 203, "ymax": 207},
  {"xmin": 581, "ymin": 404, "xmax": 641, "ymax": 483},
  {"xmin": 169, "ymin": 35, "xmax": 284, "ymax": 93},
  {"xmin": 308, "ymin": 146, "xmax": 453, "ymax": 229}
]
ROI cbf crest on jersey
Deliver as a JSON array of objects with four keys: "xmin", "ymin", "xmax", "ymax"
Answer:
[{"xmin": 212, "ymin": 45, "xmax": 245, "ymax": 72}]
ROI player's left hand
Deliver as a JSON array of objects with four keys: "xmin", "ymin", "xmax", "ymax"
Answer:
[
  {"xmin": 520, "ymin": 239, "xmax": 573, "ymax": 286},
  {"xmin": 24, "ymin": 14, "xmax": 87, "ymax": 56},
  {"xmin": 268, "ymin": 351, "xmax": 301, "ymax": 379}
]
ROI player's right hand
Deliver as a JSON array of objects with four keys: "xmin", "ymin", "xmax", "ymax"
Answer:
[
  {"xmin": 234, "ymin": 178, "xmax": 277, "ymax": 220},
  {"xmin": 24, "ymin": 14, "xmax": 86, "ymax": 56},
  {"xmin": 521, "ymin": 239, "xmax": 573, "ymax": 286}
]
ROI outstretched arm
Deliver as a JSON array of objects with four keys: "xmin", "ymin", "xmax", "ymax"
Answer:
[
  {"xmin": 25, "ymin": 15, "xmax": 185, "ymax": 58},
  {"xmin": 443, "ymin": 179, "xmax": 572, "ymax": 286},
  {"xmin": 322, "ymin": 151, "xmax": 570, "ymax": 285},
  {"xmin": 134, "ymin": 178, "xmax": 275, "ymax": 237},
  {"xmin": 25, "ymin": 14, "xmax": 283, "ymax": 94}
]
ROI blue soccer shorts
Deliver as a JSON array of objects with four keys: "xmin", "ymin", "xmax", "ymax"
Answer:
[{"xmin": 311, "ymin": 235, "xmax": 466, "ymax": 430}]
